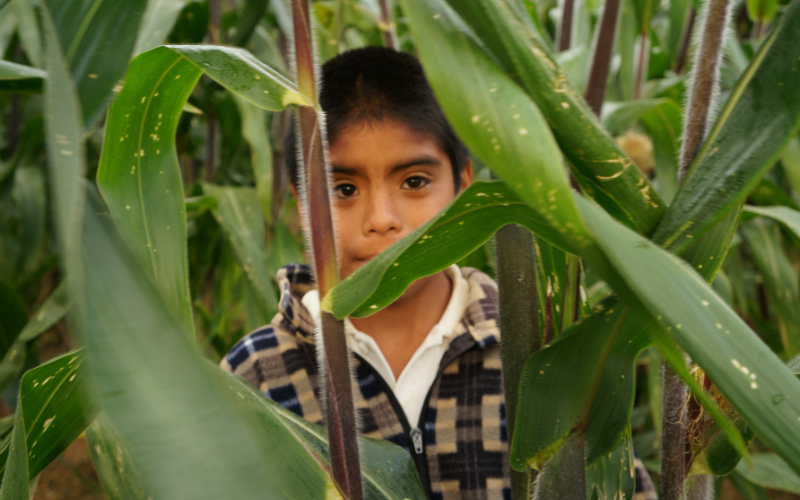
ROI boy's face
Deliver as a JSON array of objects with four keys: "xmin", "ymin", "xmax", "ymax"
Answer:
[{"xmin": 325, "ymin": 119, "xmax": 471, "ymax": 281}]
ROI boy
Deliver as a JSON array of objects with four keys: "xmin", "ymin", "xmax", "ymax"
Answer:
[{"xmin": 221, "ymin": 46, "xmax": 656, "ymax": 500}]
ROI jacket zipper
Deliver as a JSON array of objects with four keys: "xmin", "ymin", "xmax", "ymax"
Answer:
[{"xmin": 352, "ymin": 353, "xmax": 435, "ymax": 499}]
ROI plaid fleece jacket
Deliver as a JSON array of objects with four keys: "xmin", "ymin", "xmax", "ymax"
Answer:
[{"xmin": 220, "ymin": 264, "xmax": 657, "ymax": 500}]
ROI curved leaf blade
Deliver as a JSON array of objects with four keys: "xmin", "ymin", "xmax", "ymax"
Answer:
[
  {"xmin": 737, "ymin": 454, "xmax": 800, "ymax": 494},
  {"xmin": 511, "ymin": 298, "xmax": 626, "ymax": 470},
  {"xmin": 202, "ymin": 184, "xmax": 278, "ymax": 319},
  {"xmin": 97, "ymin": 47, "xmax": 201, "ymax": 340},
  {"xmin": 438, "ymin": 0, "xmax": 665, "ymax": 234},
  {"xmin": 398, "ymin": 0, "xmax": 592, "ymax": 247},
  {"xmin": 577, "ymin": 195, "xmax": 800, "ymax": 475},
  {"xmin": 327, "ymin": 181, "xmax": 571, "ymax": 319},
  {"xmin": 651, "ymin": 0, "xmax": 800, "ymax": 251},
  {"xmin": 0, "ymin": 60, "xmax": 45, "ymax": 93},
  {"xmin": 44, "ymin": 0, "xmax": 148, "ymax": 127},
  {"xmin": 19, "ymin": 349, "xmax": 95, "ymax": 478}
]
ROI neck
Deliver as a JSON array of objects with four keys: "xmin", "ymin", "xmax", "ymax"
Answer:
[{"xmin": 350, "ymin": 270, "xmax": 452, "ymax": 379}]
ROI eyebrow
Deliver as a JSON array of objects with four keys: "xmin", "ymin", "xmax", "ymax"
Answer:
[{"xmin": 331, "ymin": 156, "xmax": 442, "ymax": 176}]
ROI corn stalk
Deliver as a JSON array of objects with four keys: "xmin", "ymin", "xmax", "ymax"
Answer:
[{"xmin": 292, "ymin": 0, "xmax": 363, "ymax": 497}]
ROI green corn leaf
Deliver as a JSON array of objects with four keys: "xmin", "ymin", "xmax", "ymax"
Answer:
[
  {"xmin": 746, "ymin": 0, "xmax": 779, "ymax": 24},
  {"xmin": 667, "ymin": 0, "xmax": 691, "ymax": 63},
  {"xmin": 222, "ymin": 365, "xmax": 427, "ymax": 500},
  {"xmin": 576, "ymin": 195, "xmax": 800, "ymax": 475},
  {"xmin": 326, "ymin": 181, "xmax": 572, "ymax": 319},
  {"xmin": 651, "ymin": 0, "xmax": 800, "ymax": 252},
  {"xmin": 17, "ymin": 350, "xmax": 95, "ymax": 478},
  {"xmin": 729, "ymin": 470, "xmax": 770, "ymax": 500},
  {"xmin": 202, "ymin": 183, "xmax": 278, "ymax": 321},
  {"xmin": 741, "ymin": 219, "xmax": 800, "ymax": 356},
  {"xmin": 86, "ymin": 413, "xmax": 151, "ymax": 500},
  {"xmin": 79, "ymin": 186, "xmax": 424, "ymax": 497},
  {"xmin": 0, "ymin": 60, "xmax": 45, "ymax": 93},
  {"xmin": 0, "ymin": 399, "xmax": 27, "ymax": 500},
  {"xmin": 702, "ymin": 420, "xmax": 755, "ymax": 476},
  {"xmin": 583, "ymin": 306, "xmax": 650, "ymax": 464},
  {"xmin": 79, "ymin": 183, "xmax": 294, "ymax": 499},
  {"xmin": 97, "ymin": 45, "xmax": 303, "ymax": 340},
  {"xmin": 744, "ymin": 204, "xmax": 800, "ymax": 238},
  {"xmin": 232, "ymin": 94, "xmax": 274, "ymax": 224},
  {"xmin": 437, "ymin": 0, "xmax": 665, "ymax": 235},
  {"xmin": 0, "ymin": 349, "xmax": 95, "ymax": 483},
  {"xmin": 40, "ymin": 0, "xmax": 85, "ymax": 291},
  {"xmin": 398, "ymin": 0, "xmax": 591, "ymax": 248},
  {"xmin": 96, "ymin": 47, "xmax": 201, "ymax": 340},
  {"xmin": 510, "ymin": 297, "xmax": 627, "ymax": 470},
  {"xmin": 0, "ymin": 283, "xmax": 71, "ymax": 396},
  {"xmin": 133, "ymin": 0, "xmax": 192, "ymax": 55},
  {"xmin": 585, "ymin": 428, "xmax": 635, "ymax": 500},
  {"xmin": 736, "ymin": 454, "xmax": 800, "ymax": 494},
  {"xmin": 10, "ymin": 165, "xmax": 46, "ymax": 286},
  {"xmin": 748, "ymin": 178, "xmax": 800, "ymax": 210},
  {"xmin": 601, "ymin": 99, "xmax": 668, "ymax": 137},
  {"xmin": 44, "ymin": 0, "xmax": 149, "ymax": 127},
  {"xmin": 640, "ymin": 98, "xmax": 682, "ymax": 204},
  {"xmin": 13, "ymin": 0, "xmax": 40, "ymax": 69}
]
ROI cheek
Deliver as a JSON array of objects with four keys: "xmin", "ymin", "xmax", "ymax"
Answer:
[{"xmin": 402, "ymin": 190, "xmax": 455, "ymax": 231}]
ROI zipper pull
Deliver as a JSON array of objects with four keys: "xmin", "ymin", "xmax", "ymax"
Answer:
[{"xmin": 410, "ymin": 427, "xmax": 424, "ymax": 454}]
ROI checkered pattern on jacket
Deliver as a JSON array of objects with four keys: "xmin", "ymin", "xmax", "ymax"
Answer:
[{"xmin": 220, "ymin": 264, "xmax": 657, "ymax": 500}]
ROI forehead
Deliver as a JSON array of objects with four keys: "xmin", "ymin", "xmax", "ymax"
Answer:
[{"xmin": 328, "ymin": 119, "xmax": 450, "ymax": 174}]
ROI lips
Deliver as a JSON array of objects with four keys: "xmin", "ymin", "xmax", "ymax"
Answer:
[{"xmin": 354, "ymin": 253, "xmax": 379, "ymax": 262}]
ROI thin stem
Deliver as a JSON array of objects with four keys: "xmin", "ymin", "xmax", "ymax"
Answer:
[
  {"xmin": 678, "ymin": 0, "xmax": 733, "ymax": 180},
  {"xmin": 585, "ymin": 0, "xmax": 623, "ymax": 115},
  {"xmin": 675, "ymin": 6, "xmax": 697, "ymax": 74},
  {"xmin": 209, "ymin": 0, "xmax": 222, "ymax": 44},
  {"xmin": 378, "ymin": 0, "xmax": 398, "ymax": 50},
  {"xmin": 205, "ymin": 104, "xmax": 216, "ymax": 183},
  {"xmin": 292, "ymin": 0, "xmax": 363, "ymax": 497},
  {"xmin": 661, "ymin": 361, "xmax": 687, "ymax": 500},
  {"xmin": 558, "ymin": 0, "xmax": 575, "ymax": 51},
  {"xmin": 634, "ymin": 33, "xmax": 648, "ymax": 99},
  {"xmin": 495, "ymin": 224, "xmax": 541, "ymax": 500}
]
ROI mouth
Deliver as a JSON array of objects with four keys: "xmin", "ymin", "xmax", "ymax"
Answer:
[{"xmin": 354, "ymin": 253, "xmax": 379, "ymax": 263}]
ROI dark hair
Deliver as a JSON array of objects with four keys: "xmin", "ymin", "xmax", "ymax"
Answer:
[{"xmin": 285, "ymin": 46, "xmax": 468, "ymax": 190}]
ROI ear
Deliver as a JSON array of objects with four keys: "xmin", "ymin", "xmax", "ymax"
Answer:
[{"xmin": 458, "ymin": 159, "xmax": 473, "ymax": 193}]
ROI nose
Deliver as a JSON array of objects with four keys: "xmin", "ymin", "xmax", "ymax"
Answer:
[{"xmin": 363, "ymin": 186, "xmax": 401, "ymax": 236}]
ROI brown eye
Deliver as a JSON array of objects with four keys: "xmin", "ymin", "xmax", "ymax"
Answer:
[
  {"xmin": 336, "ymin": 183, "xmax": 358, "ymax": 198},
  {"xmin": 403, "ymin": 176, "xmax": 429, "ymax": 190}
]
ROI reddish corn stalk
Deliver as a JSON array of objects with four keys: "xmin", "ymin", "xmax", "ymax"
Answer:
[
  {"xmin": 292, "ymin": 1, "xmax": 364, "ymax": 498},
  {"xmin": 558, "ymin": 0, "xmax": 575, "ymax": 51},
  {"xmin": 585, "ymin": 0, "xmax": 623, "ymax": 115},
  {"xmin": 679, "ymin": 0, "xmax": 733, "ymax": 181},
  {"xmin": 378, "ymin": 0, "xmax": 398, "ymax": 49}
]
